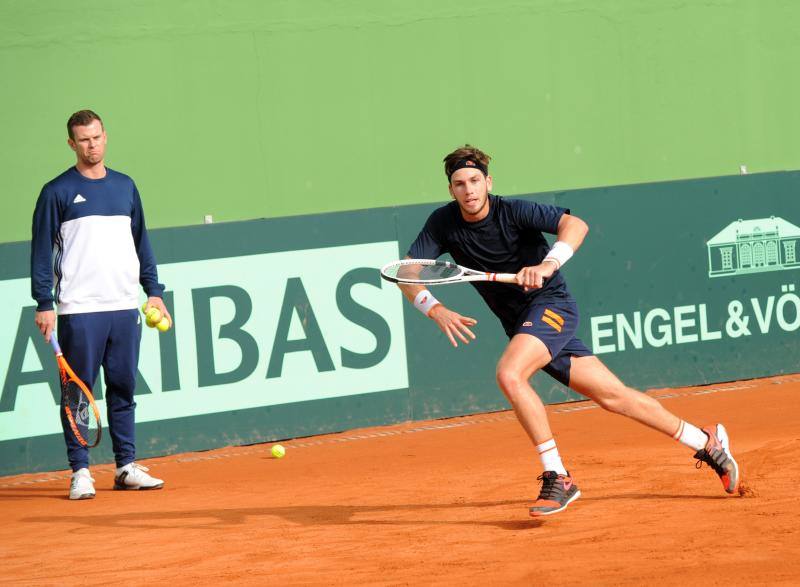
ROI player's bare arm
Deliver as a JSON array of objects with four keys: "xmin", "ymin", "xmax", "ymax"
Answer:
[
  {"xmin": 397, "ymin": 257, "xmax": 477, "ymax": 347},
  {"xmin": 516, "ymin": 213, "xmax": 589, "ymax": 290}
]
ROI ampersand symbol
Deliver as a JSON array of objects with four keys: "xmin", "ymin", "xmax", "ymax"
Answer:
[{"xmin": 726, "ymin": 300, "xmax": 751, "ymax": 337}]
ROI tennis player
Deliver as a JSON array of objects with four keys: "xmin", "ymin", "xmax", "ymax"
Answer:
[
  {"xmin": 31, "ymin": 110, "xmax": 168, "ymax": 499},
  {"xmin": 399, "ymin": 145, "xmax": 740, "ymax": 516}
]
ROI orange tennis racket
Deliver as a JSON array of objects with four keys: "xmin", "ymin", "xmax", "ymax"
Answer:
[{"xmin": 50, "ymin": 333, "xmax": 102, "ymax": 448}]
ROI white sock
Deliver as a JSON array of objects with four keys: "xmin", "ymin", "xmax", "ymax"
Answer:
[
  {"xmin": 673, "ymin": 420, "xmax": 708, "ymax": 452},
  {"xmin": 536, "ymin": 438, "xmax": 568, "ymax": 476}
]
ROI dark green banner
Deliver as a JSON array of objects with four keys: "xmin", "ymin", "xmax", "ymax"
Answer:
[{"xmin": 1, "ymin": 171, "xmax": 798, "ymax": 476}]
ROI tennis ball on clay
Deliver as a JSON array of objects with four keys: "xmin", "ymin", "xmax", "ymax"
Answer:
[
  {"xmin": 271, "ymin": 444, "xmax": 286, "ymax": 459},
  {"xmin": 156, "ymin": 316, "xmax": 171, "ymax": 332}
]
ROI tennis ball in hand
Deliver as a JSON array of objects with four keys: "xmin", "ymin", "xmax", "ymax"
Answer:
[
  {"xmin": 271, "ymin": 444, "xmax": 286, "ymax": 459},
  {"xmin": 156, "ymin": 316, "xmax": 171, "ymax": 332},
  {"xmin": 145, "ymin": 307, "xmax": 162, "ymax": 327}
]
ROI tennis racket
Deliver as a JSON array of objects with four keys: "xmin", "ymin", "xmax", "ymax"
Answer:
[
  {"xmin": 380, "ymin": 259, "xmax": 517, "ymax": 285},
  {"xmin": 50, "ymin": 333, "xmax": 102, "ymax": 448}
]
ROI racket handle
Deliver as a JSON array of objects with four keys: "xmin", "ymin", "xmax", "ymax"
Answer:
[
  {"xmin": 494, "ymin": 273, "xmax": 518, "ymax": 283},
  {"xmin": 49, "ymin": 332, "xmax": 62, "ymax": 355}
]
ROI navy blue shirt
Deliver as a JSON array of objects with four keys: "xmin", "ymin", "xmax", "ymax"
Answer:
[
  {"xmin": 408, "ymin": 195, "xmax": 573, "ymax": 334},
  {"xmin": 31, "ymin": 166, "xmax": 164, "ymax": 313}
]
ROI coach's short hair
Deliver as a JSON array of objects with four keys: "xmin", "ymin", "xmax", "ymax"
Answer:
[{"xmin": 67, "ymin": 110, "xmax": 103, "ymax": 139}]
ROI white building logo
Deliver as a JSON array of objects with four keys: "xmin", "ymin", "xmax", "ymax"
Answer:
[{"xmin": 707, "ymin": 217, "xmax": 800, "ymax": 278}]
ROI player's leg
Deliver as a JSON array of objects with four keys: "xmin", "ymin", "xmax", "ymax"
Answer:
[
  {"xmin": 57, "ymin": 311, "xmax": 111, "ymax": 499},
  {"xmin": 102, "ymin": 309, "xmax": 163, "ymax": 490},
  {"xmin": 567, "ymin": 354, "xmax": 740, "ymax": 494},
  {"xmin": 498, "ymin": 303, "xmax": 584, "ymax": 516},
  {"xmin": 497, "ymin": 334, "xmax": 580, "ymax": 516},
  {"xmin": 495, "ymin": 333, "xmax": 553, "ymax": 445},
  {"xmin": 567, "ymin": 355, "xmax": 681, "ymax": 434}
]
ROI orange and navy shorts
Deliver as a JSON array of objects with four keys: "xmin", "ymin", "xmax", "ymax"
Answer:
[{"xmin": 513, "ymin": 302, "xmax": 593, "ymax": 386}]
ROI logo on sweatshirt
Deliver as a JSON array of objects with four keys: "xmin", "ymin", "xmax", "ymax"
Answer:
[{"xmin": 73, "ymin": 194, "xmax": 86, "ymax": 203}]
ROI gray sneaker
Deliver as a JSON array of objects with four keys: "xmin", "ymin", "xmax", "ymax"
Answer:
[
  {"xmin": 114, "ymin": 463, "xmax": 164, "ymax": 490},
  {"xmin": 529, "ymin": 471, "xmax": 581, "ymax": 516},
  {"xmin": 69, "ymin": 468, "xmax": 96, "ymax": 500},
  {"xmin": 694, "ymin": 423, "xmax": 740, "ymax": 494}
]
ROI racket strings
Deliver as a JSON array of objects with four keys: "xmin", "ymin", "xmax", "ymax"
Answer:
[
  {"xmin": 386, "ymin": 262, "xmax": 462, "ymax": 281},
  {"xmin": 65, "ymin": 383, "xmax": 88, "ymax": 424},
  {"xmin": 63, "ymin": 380, "xmax": 100, "ymax": 445}
]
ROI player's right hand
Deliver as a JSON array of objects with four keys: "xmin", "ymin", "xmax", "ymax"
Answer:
[
  {"xmin": 35, "ymin": 310, "xmax": 56, "ymax": 342},
  {"xmin": 516, "ymin": 262, "xmax": 556, "ymax": 291},
  {"xmin": 427, "ymin": 304, "xmax": 477, "ymax": 347}
]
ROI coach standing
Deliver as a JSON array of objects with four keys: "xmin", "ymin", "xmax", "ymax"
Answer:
[{"xmin": 31, "ymin": 110, "xmax": 171, "ymax": 500}]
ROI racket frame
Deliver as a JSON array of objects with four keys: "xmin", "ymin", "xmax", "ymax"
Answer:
[
  {"xmin": 380, "ymin": 258, "xmax": 517, "ymax": 286},
  {"xmin": 50, "ymin": 334, "xmax": 102, "ymax": 448}
]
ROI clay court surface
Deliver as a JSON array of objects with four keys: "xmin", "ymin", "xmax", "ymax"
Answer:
[{"xmin": 2, "ymin": 375, "xmax": 799, "ymax": 586}]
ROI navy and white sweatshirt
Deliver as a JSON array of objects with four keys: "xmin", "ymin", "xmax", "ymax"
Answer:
[{"xmin": 30, "ymin": 166, "xmax": 165, "ymax": 314}]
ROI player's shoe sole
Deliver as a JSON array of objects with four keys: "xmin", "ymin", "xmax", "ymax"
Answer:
[{"xmin": 113, "ymin": 481, "xmax": 164, "ymax": 490}]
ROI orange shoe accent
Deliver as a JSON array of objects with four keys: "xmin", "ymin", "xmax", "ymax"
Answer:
[{"xmin": 701, "ymin": 425, "xmax": 723, "ymax": 452}]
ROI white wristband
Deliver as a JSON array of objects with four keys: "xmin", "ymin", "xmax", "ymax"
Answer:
[
  {"xmin": 413, "ymin": 289, "xmax": 440, "ymax": 316},
  {"xmin": 543, "ymin": 241, "xmax": 574, "ymax": 270}
]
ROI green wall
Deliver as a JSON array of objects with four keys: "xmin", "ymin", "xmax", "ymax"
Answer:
[{"xmin": 2, "ymin": 0, "xmax": 800, "ymax": 244}]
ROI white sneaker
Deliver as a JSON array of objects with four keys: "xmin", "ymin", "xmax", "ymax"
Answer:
[
  {"xmin": 69, "ymin": 468, "xmax": 96, "ymax": 500},
  {"xmin": 114, "ymin": 462, "xmax": 164, "ymax": 490}
]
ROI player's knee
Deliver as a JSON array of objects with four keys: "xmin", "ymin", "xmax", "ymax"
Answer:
[
  {"xmin": 496, "ymin": 369, "xmax": 527, "ymax": 404},
  {"xmin": 495, "ymin": 368, "xmax": 525, "ymax": 399},
  {"xmin": 594, "ymin": 383, "xmax": 630, "ymax": 414}
]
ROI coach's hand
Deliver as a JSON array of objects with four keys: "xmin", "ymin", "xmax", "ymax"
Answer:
[
  {"xmin": 145, "ymin": 296, "xmax": 173, "ymax": 327},
  {"xmin": 35, "ymin": 310, "xmax": 56, "ymax": 342},
  {"xmin": 428, "ymin": 304, "xmax": 477, "ymax": 347},
  {"xmin": 516, "ymin": 262, "xmax": 556, "ymax": 291}
]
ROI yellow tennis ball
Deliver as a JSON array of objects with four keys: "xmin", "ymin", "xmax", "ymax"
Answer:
[
  {"xmin": 145, "ymin": 309, "xmax": 161, "ymax": 328},
  {"xmin": 141, "ymin": 302, "xmax": 148, "ymax": 313},
  {"xmin": 156, "ymin": 316, "xmax": 171, "ymax": 332},
  {"xmin": 271, "ymin": 444, "xmax": 286, "ymax": 459}
]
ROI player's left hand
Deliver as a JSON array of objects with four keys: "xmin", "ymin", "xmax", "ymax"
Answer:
[
  {"xmin": 516, "ymin": 262, "xmax": 556, "ymax": 291},
  {"xmin": 427, "ymin": 304, "xmax": 477, "ymax": 347},
  {"xmin": 145, "ymin": 296, "xmax": 173, "ymax": 327}
]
